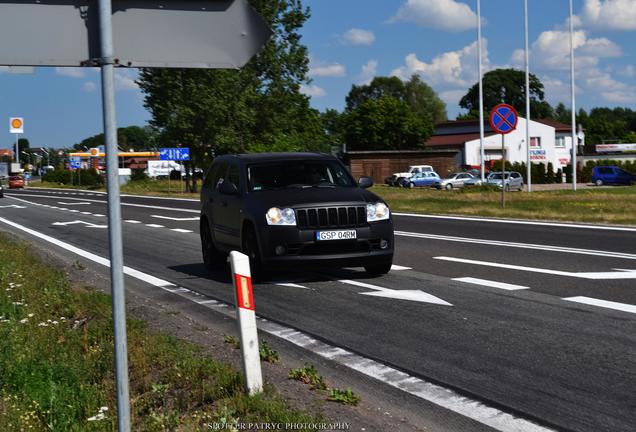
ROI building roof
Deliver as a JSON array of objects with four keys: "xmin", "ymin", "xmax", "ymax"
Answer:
[
  {"xmin": 0, "ymin": 149, "xmax": 14, "ymax": 157},
  {"xmin": 426, "ymin": 133, "xmax": 496, "ymax": 147},
  {"xmin": 535, "ymin": 119, "xmax": 573, "ymax": 132}
]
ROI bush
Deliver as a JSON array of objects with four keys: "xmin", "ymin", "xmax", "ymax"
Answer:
[
  {"xmin": 72, "ymin": 169, "xmax": 104, "ymax": 187},
  {"xmin": 131, "ymin": 169, "xmax": 150, "ymax": 182},
  {"xmin": 42, "ymin": 169, "xmax": 72, "ymax": 184}
]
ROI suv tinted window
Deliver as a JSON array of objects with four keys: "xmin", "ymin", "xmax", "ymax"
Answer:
[
  {"xmin": 227, "ymin": 163, "xmax": 240, "ymax": 190},
  {"xmin": 597, "ymin": 167, "xmax": 612, "ymax": 175},
  {"xmin": 212, "ymin": 162, "xmax": 228, "ymax": 189},
  {"xmin": 247, "ymin": 160, "xmax": 355, "ymax": 192}
]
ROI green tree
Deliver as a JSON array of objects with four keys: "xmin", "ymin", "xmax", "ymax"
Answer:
[
  {"xmin": 459, "ymin": 68, "xmax": 552, "ymax": 119},
  {"xmin": 73, "ymin": 126, "xmax": 156, "ymax": 151},
  {"xmin": 137, "ymin": 0, "xmax": 326, "ymax": 172},
  {"xmin": 343, "ymin": 97, "xmax": 431, "ymax": 151}
]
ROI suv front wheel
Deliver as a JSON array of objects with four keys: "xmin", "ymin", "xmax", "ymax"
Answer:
[
  {"xmin": 242, "ymin": 225, "xmax": 264, "ymax": 281},
  {"xmin": 364, "ymin": 260, "xmax": 393, "ymax": 276},
  {"xmin": 201, "ymin": 218, "xmax": 223, "ymax": 270}
]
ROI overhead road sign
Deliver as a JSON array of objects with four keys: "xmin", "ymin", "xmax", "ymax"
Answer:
[
  {"xmin": 489, "ymin": 104, "xmax": 518, "ymax": 135},
  {"xmin": 9, "ymin": 117, "xmax": 23, "ymax": 133},
  {"xmin": 0, "ymin": 0, "xmax": 271, "ymax": 69},
  {"xmin": 160, "ymin": 148, "xmax": 190, "ymax": 161}
]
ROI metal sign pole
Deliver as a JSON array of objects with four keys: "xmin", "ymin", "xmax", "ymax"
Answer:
[
  {"xmin": 501, "ymin": 134, "xmax": 506, "ymax": 209},
  {"xmin": 97, "ymin": 0, "xmax": 131, "ymax": 430},
  {"xmin": 14, "ymin": 133, "xmax": 19, "ymax": 163},
  {"xmin": 524, "ymin": 0, "xmax": 531, "ymax": 193}
]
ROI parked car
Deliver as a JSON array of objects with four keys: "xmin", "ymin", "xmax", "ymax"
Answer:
[
  {"xmin": 8, "ymin": 175, "xmax": 24, "ymax": 189},
  {"xmin": 400, "ymin": 171, "xmax": 441, "ymax": 188},
  {"xmin": 437, "ymin": 172, "xmax": 481, "ymax": 190},
  {"xmin": 592, "ymin": 166, "xmax": 636, "ymax": 186},
  {"xmin": 486, "ymin": 171, "xmax": 524, "ymax": 191},
  {"xmin": 388, "ymin": 165, "xmax": 434, "ymax": 186},
  {"xmin": 200, "ymin": 153, "xmax": 394, "ymax": 278}
]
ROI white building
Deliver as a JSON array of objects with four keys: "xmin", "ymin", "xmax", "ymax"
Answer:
[{"xmin": 426, "ymin": 118, "xmax": 575, "ymax": 171}]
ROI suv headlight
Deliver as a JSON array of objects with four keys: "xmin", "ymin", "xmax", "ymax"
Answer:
[
  {"xmin": 367, "ymin": 202, "xmax": 390, "ymax": 222},
  {"xmin": 266, "ymin": 207, "xmax": 296, "ymax": 226}
]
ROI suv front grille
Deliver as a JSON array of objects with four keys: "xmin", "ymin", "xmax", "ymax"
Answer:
[{"xmin": 296, "ymin": 206, "xmax": 366, "ymax": 229}]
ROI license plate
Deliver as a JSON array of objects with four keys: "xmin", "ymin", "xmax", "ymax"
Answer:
[{"xmin": 315, "ymin": 230, "xmax": 357, "ymax": 241}]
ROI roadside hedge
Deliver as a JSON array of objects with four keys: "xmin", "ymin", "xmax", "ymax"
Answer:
[{"xmin": 42, "ymin": 169, "xmax": 104, "ymax": 187}]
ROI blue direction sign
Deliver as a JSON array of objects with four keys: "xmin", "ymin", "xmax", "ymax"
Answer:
[
  {"xmin": 489, "ymin": 104, "xmax": 518, "ymax": 135},
  {"xmin": 69, "ymin": 156, "xmax": 81, "ymax": 169},
  {"xmin": 160, "ymin": 148, "xmax": 190, "ymax": 161}
]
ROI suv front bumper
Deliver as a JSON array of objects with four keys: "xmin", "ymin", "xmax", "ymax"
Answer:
[{"xmin": 257, "ymin": 220, "xmax": 394, "ymax": 268}]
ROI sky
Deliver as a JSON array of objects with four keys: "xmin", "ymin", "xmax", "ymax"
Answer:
[{"xmin": 2, "ymin": 0, "xmax": 636, "ymax": 151}]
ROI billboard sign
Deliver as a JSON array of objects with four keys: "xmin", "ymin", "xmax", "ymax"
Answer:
[
  {"xmin": 147, "ymin": 160, "xmax": 182, "ymax": 177},
  {"xmin": 596, "ymin": 143, "xmax": 636, "ymax": 153},
  {"xmin": 9, "ymin": 117, "xmax": 23, "ymax": 133}
]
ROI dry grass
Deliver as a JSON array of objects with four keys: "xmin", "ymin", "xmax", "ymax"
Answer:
[{"xmin": 373, "ymin": 185, "xmax": 636, "ymax": 225}]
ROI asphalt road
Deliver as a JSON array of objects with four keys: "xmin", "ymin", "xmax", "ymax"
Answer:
[{"xmin": 1, "ymin": 187, "xmax": 635, "ymax": 432}]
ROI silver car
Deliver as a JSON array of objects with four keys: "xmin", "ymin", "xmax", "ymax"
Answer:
[
  {"xmin": 486, "ymin": 171, "xmax": 524, "ymax": 191},
  {"xmin": 437, "ymin": 172, "xmax": 481, "ymax": 190}
]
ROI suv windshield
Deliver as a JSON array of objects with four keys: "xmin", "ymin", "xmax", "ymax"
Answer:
[{"xmin": 247, "ymin": 160, "xmax": 356, "ymax": 191}]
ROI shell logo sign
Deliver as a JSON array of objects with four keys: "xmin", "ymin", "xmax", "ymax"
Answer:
[
  {"xmin": 10, "ymin": 117, "xmax": 24, "ymax": 134},
  {"xmin": 90, "ymin": 148, "xmax": 100, "ymax": 157}
]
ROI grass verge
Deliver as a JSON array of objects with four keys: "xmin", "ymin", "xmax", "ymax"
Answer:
[
  {"xmin": 34, "ymin": 179, "xmax": 199, "ymax": 199},
  {"xmin": 0, "ymin": 233, "xmax": 320, "ymax": 430},
  {"xmin": 372, "ymin": 185, "xmax": 636, "ymax": 225}
]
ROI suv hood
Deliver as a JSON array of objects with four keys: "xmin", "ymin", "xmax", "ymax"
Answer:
[{"xmin": 248, "ymin": 187, "xmax": 382, "ymax": 208}]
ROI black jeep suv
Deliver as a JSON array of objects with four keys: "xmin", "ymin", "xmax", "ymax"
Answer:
[{"xmin": 200, "ymin": 153, "xmax": 394, "ymax": 276}]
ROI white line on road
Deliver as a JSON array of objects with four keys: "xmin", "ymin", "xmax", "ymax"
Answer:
[
  {"xmin": 453, "ymin": 277, "xmax": 529, "ymax": 291},
  {"xmin": 6, "ymin": 193, "xmax": 199, "ymax": 213},
  {"xmin": 57, "ymin": 201, "xmax": 91, "ymax": 206},
  {"xmin": 390, "ymin": 264, "xmax": 412, "ymax": 271},
  {"xmin": 80, "ymin": 212, "xmax": 92, "ymax": 215},
  {"xmin": 275, "ymin": 283, "xmax": 312, "ymax": 290},
  {"xmin": 563, "ymin": 296, "xmax": 636, "ymax": 315},
  {"xmin": 393, "ymin": 212, "xmax": 636, "ymax": 233},
  {"xmin": 151, "ymin": 215, "xmax": 199, "ymax": 221},
  {"xmin": 170, "ymin": 228, "xmax": 194, "ymax": 233},
  {"xmin": 339, "ymin": 279, "xmax": 452, "ymax": 305},
  {"xmin": 0, "ymin": 215, "xmax": 552, "ymax": 432},
  {"xmin": 125, "ymin": 220, "xmax": 142, "ymax": 224},
  {"xmin": 435, "ymin": 256, "xmax": 636, "ymax": 280},
  {"xmin": 395, "ymin": 230, "xmax": 636, "ymax": 261},
  {"xmin": 146, "ymin": 224, "xmax": 164, "ymax": 228}
]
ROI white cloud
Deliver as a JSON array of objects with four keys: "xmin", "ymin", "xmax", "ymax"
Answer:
[
  {"xmin": 309, "ymin": 63, "xmax": 346, "ymax": 78},
  {"xmin": 582, "ymin": 68, "xmax": 636, "ymax": 103},
  {"xmin": 83, "ymin": 81, "xmax": 97, "ymax": 92},
  {"xmin": 581, "ymin": 0, "xmax": 636, "ymax": 31},
  {"xmin": 390, "ymin": 0, "xmax": 478, "ymax": 32},
  {"xmin": 617, "ymin": 65, "xmax": 636, "ymax": 78},
  {"xmin": 342, "ymin": 28, "xmax": 375, "ymax": 46},
  {"xmin": 391, "ymin": 39, "xmax": 487, "ymax": 88},
  {"xmin": 439, "ymin": 90, "xmax": 466, "ymax": 107},
  {"xmin": 55, "ymin": 67, "xmax": 85, "ymax": 78},
  {"xmin": 300, "ymin": 84, "xmax": 326, "ymax": 98},
  {"xmin": 512, "ymin": 30, "xmax": 621, "ymax": 72},
  {"xmin": 357, "ymin": 60, "xmax": 378, "ymax": 85},
  {"xmin": 114, "ymin": 70, "xmax": 138, "ymax": 91}
]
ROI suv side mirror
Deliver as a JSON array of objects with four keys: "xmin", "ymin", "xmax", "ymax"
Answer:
[
  {"xmin": 219, "ymin": 181, "xmax": 239, "ymax": 195},
  {"xmin": 358, "ymin": 176, "xmax": 374, "ymax": 189}
]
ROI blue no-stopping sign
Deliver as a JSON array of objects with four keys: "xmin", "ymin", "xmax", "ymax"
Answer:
[
  {"xmin": 489, "ymin": 104, "xmax": 518, "ymax": 135},
  {"xmin": 160, "ymin": 147, "xmax": 190, "ymax": 161}
]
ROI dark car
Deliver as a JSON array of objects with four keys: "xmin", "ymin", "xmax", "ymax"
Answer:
[
  {"xmin": 200, "ymin": 153, "xmax": 394, "ymax": 278},
  {"xmin": 592, "ymin": 166, "xmax": 636, "ymax": 186}
]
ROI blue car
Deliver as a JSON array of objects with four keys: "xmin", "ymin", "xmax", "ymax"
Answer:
[
  {"xmin": 592, "ymin": 166, "xmax": 636, "ymax": 186},
  {"xmin": 401, "ymin": 171, "xmax": 441, "ymax": 188}
]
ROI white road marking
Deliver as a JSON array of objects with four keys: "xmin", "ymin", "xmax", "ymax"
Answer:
[
  {"xmin": 57, "ymin": 201, "xmax": 91, "ymax": 205},
  {"xmin": 390, "ymin": 264, "xmax": 412, "ymax": 271},
  {"xmin": 7, "ymin": 193, "xmax": 198, "ymax": 213},
  {"xmin": 146, "ymin": 224, "xmax": 164, "ymax": 228},
  {"xmin": 0, "ymin": 215, "xmax": 552, "ymax": 432},
  {"xmin": 171, "ymin": 228, "xmax": 193, "ymax": 233},
  {"xmin": 0, "ymin": 204, "xmax": 26, "ymax": 209},
  {"xmin": 51, "ymin": 220, "xmax": 107, "ymax": 229},
  {"xmin": 435, "ymin": 256, "xmax": 636, "ymax": 280},
  {"xmin": 395, "ymin": 230, "xmax": 636, "ymax": 261},
  {"xmin": 563, "ymin": 296, "xmax": 636, "ymax": 315},
  {"xmin": 393, "ymin": 212, "xmax": 636, "ymax": 233},
  {"xmin": 339, "ymin": 279, "xmax": 452, "ymax": 306},
  {"xmin": 151, "ymin": 215, "xmax": 199, "ymax": 221},
  {"xmin": 275, "ymin": 283, "xmax": 311, "ymax": 290},
  {"xmin": 68, "ymin": 210, "xmax": 80, "ymax": 213},
  {"xmin": 80, "ymin": 212, "xmax": 92, "ymax": 215},
  {"xmin": 93, "ymin": 214, "xmax": 105, "ymax": 217},
  {"xmin": 453, "ymin": 277, "xmax": 529, "ymax": 291},
  {"xmin": 125, "ymin": 220, "xmax": 142, "ymax": 224}
]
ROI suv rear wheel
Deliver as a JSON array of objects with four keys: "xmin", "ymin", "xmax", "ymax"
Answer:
[{"xmin": 201, "ymin": 218, "xmax": 223, "ymax": 270}]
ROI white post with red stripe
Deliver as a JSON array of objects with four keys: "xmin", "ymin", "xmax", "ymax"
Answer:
[{"xmin": 228, "ymin": 251, "xmax": 263, "ymax": 395}]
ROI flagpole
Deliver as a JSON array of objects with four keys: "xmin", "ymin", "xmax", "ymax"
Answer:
[
  {"xmin": 478, "ymin": 0, "xmax": 485, "ymax": 182},
  {"xmin": 569, "ymin": 0, "xmax": 577, "ymax": 191},
  {"xmin": 524, "ymin": 0, "xmax": 531, "ymax": 192}
]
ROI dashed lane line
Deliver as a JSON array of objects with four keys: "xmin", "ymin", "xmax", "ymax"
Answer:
[
  {"xmin": 563, "ymin": 296, "xmax": 636, "ymax": 315},
  {"xmin": 453, "ymin": 277, "xmax": 529, "ymax": 291}
]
